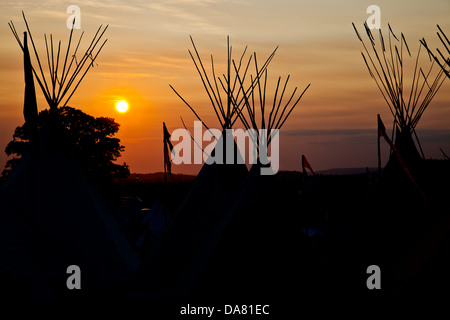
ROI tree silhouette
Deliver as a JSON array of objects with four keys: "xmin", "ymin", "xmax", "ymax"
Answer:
[{"xmin": 2, "ymin": 106, "xmax": 129, "ymax": 181}]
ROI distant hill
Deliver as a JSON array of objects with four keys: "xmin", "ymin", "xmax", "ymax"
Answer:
[
  {"xmin": 316, "ymin": 167, "xmax": 378, "ymax": 175},
  {"xmin": 123, "ymin": 168, "xmax": 377, "ymax": 183},
  {"xmin": 124, "ymin": 172, "xmax": 196, "ymax": 183}
]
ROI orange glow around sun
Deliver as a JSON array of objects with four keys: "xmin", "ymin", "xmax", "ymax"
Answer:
[{"xmin": 116, "ymin": 100, "xmax": 129, "ymax": 113}]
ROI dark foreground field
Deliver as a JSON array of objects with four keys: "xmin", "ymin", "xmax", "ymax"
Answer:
[
  {"xmin": 2, "ymin": 160, "xmax": 449, "ymax": 312},
  {"xmin": 112, "ymin": 161, "xmax": 450, "ymax": 309}
]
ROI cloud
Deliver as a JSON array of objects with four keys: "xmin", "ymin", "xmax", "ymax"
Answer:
[
  {"xmin": 415, "ymin": 129, "xmax": 450, "ymax": 143},
  {"xmin": 281, "ymin": 128, "xmax": 450, "ymax": 147},
  {"xmin": 123, "ymin": 137, "xmax": 159, "ymax": 143},
  {"xmin": 95, "ymin": 72, "xmax": 158, "ymax": 79},
  {"xmin": 282, "ymin": 128, "xmax": 375, "ymax": 137},
  {"xmin": 144, "ymin": 1, "xmax": 229, "ymax": 34}
]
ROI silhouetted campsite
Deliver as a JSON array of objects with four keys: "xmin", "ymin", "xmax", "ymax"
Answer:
[{"xmin": 1, "ymin": 11, "xmax": 450, "ymax": 311}]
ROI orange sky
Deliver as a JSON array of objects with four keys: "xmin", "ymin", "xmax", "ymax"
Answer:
[{"xmin": 1, "ymin": 0, "xmax": 449, "ymax": 175}]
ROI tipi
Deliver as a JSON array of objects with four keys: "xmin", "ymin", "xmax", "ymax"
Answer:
[
  {"xmin": 353, "ymin": 22, "xmax": 447, "ymax": 167},
  {"xmin": 2, "ymin": 14, "xmax": 141, "ymax": 298},
  {"xmin": 131, "ymin": 37, "xmax": 277, "ymax": 299},
  {"xmin": 191, "ymin": 59, "xmax": 310, "ymax": 300}
]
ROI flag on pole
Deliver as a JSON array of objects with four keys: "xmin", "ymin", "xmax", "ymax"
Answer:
[
  {"xmin": 302, "ymin": 154, "xmax": 315, "ymax": 175},
  {"xmin": 300, "ymin": 154, "xmax": 315, "ymax": 199},
  {"xmin": 23, "ymin": 32, "xmax": 38, "ymax": 134},
  {"xmin": 377, "ymin": 114, "xmax": 384, "ymax": 173},
  {"xmin": 163, "ymin": 122, "xmax": 174, "ymax": 178},
  {"xmin": 377, "ymin": 114, "xmax": 387, "ymax": 139}
]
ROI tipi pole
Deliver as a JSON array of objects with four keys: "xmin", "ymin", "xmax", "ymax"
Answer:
[
  {"xmin": 377, "ymin": 114, "xmax": 382, "ymax": 174},
  {"xmin": 378, "ymin": 129, "xmax": 381, "ymax": 175},
  {"xmin": 413, "ymin": 129, "xmax": 425, "ymax": 159},
  {"xmin": 440, "ymin": 148, "xmax": 450, "ymax": 160},
  {"xmin": 163, "ymin": 123, "xmax": 167, "ymax": 184},
  {"xmin": 301, "ymin": 154, "xmax": 306, "ymax": 175}
]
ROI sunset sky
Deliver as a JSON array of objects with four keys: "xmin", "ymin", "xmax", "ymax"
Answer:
[{"xmin": 1, "ymin": 0, "xmax": 449, "ymax": 175}]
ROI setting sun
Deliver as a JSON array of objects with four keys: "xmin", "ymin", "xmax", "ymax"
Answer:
[{"xmin": 116, "ymin": 100, "xmax": 129, "ymax": 113}]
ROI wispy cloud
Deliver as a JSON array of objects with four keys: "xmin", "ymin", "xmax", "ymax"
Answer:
[
  {"xmin": 95, "ymin": 72, "xmax": 157, "ymax": 79},
  {"xmin": 281, "ymin": 128, "xmax": 450, "ymax": 149},
  {"xmin": 123, "ymin": 137, "xmax": 159, "ymax": 143},
  {"xmin": 283, "ymin": 128, "xmax": 450, "ymax": 140},
  {"xmin": 415, "ymin": 129, "xmax": 450, "ymax": 143},
  {"xmin": 145, "ymin": 1, "xmax": 226, "ymax": 34},
  {"xmin": 282, "ymin": 128, "xmax": 375, "ymax": 137}
]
